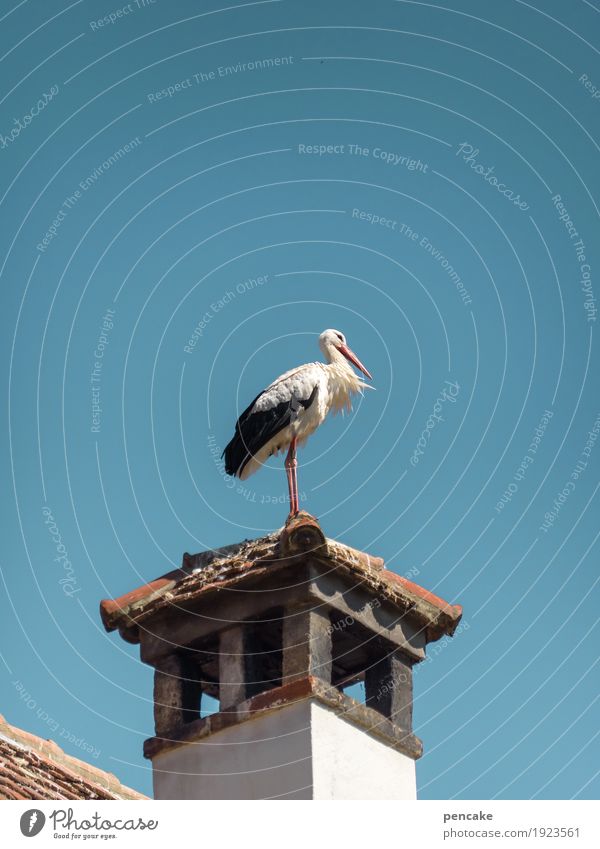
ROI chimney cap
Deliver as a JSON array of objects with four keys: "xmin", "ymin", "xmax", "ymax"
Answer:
[{"xmin": 99, "ymin": 512, "xmax": 462, "ymax": 644}]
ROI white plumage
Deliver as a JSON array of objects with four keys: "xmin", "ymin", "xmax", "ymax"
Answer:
[{"xmin": 223, "ymin": 329, "xmax": 373, "ymax": 516}]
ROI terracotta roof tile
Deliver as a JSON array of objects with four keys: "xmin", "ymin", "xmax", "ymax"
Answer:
[
  {"xmin": 382, "ymin": 570, "xmax": 463, "ymax": 620},
  {"xmin": 0, "ymin": 714, "xmax": 146, "ymax": 801}
]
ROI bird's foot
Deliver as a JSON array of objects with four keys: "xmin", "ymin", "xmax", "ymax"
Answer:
[{"xmin": 286, "ymin": 508, "xmax": 300, "ymax": 523}]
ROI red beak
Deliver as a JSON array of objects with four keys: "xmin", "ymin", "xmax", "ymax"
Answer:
[{"xmin": 337, "ymin": 344, "xmax": 373, "ymax": 380}]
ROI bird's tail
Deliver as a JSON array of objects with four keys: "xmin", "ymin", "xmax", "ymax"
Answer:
[{"xmin": 222, "ymin": 433, "xmax": 251, "ymax": 478}]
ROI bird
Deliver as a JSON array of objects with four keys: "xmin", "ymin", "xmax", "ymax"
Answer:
[{"xmin": 223, "ymin": 329, "xmax": 373, "ymax": 517}]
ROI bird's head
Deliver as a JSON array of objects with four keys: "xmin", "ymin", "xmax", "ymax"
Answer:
[{"xmin": 319, "ymin": 328, "xmax": 373, "ymax": 379}]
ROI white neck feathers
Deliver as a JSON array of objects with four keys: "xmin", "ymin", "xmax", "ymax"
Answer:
[{"xmin": 325, "ymin": 358, "xmax": 370, "ymax": 412}]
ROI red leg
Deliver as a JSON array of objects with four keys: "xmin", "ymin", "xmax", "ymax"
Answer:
[
  {"xmin": 284, "ymin": 438, "xmax": 299, "ymax": 517},
  {"xmin": 290, "ymin": 440, "xmax": 299, "ymax": 515}
]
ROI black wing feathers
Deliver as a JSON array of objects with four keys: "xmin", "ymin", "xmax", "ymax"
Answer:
[{"xmin": 223, "ymin": 383, "xmax": 318, "ymax": 477}]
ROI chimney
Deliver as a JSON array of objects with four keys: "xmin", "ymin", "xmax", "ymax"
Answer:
[{"xmin": 100, "ymin": 513, "xmax": 462, "ymax": 800}]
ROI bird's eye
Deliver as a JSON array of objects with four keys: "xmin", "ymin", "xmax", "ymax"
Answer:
[{"xmin": 336, "ymin": 333, "xmax": 344, "ymax": 342}]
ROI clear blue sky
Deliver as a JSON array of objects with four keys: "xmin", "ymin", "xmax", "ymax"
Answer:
[{"xmin": 1, "ymin": 0, "xmax": 598, "ymax": 800}]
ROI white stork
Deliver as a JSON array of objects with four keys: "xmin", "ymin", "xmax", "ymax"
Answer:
[{"xmin": 223, "ymin": 329, "xmax": 373, "ymax": 516}]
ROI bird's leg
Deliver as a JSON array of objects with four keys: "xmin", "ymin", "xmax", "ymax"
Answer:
[
  {"xmin": 284, "ymin": 437, "xmax": 299, "ymax": 517},
  {"xmin": 291, "ymin": 440, "xmax": 299, "ymax": 515}
]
